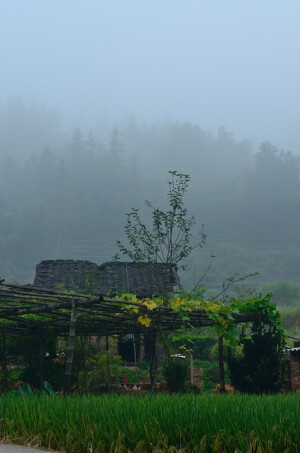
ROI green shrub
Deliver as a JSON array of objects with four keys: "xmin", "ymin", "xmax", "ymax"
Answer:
[
  {"xmin": 83, "ymin": 351, "xmax": 124, "ymax": 390},
  {"xmin": 137, "ymin": 360, "xmax": 149, "ymax": 370},
  {"xmin": 228, "ymin": 321, "xmax": 286, "ymax": 394},
  {"xmin": 193, "ymin": 359, "xmax": 231, "ymax": 391},
  {"xmin": 163, "ymin": 360, "xmax": 187, "ymax": 392}
]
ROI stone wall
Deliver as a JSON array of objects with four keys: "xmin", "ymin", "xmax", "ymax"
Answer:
[
  {"xmin": 34, "ymin": 260, "xmax": 95, "ymax": 291},
  {"xmin": 34, "ymin": 259, "xmax": 180, "ymax": 298}
]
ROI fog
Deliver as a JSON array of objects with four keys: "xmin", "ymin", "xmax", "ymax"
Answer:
[
  {"xmin": 2, "ymin": 1, "xmax": 300, "ymax": 150},
  {"xmin": 1, "ymin": 1, "xmax": 300, "ymax": 287}
]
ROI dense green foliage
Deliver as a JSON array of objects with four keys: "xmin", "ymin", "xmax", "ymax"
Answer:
[
  {"xmin": 0, "ymin": 334, "xmax": 64, "ymax": 391},
  {"xmin": 0, "ymin": 393, "xmax": 300, "ymax": 452},
  {"xmin": 193, "ymin": 359, "xmax": 229, "ymax": 392},
  {"xmin": 228, "ymin": 307, "xmax": 286, "ymax": 394},
  {"xmin": 163, "ymin": 360, "xmax": 188, "ymax": 392}
]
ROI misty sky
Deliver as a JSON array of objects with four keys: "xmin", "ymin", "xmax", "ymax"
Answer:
[{"xmin": 1, "ymin": 1, "xmax": 300, "ymax": 151}]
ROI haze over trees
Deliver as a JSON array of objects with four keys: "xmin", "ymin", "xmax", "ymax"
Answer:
[
  {"xmin": 0, "ymin": 99, "xmax": 299, "ymax": 289},
  {"xmin": 1, "ymin": 0, "xmax": 300, "ymax": 296}
]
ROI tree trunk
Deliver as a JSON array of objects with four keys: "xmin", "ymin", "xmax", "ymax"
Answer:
[
  {"xmin": 218, "ymin": 335, "xmax": 225, "ymax": 393},
  {"xmin": 64, "ymin": 301, "xmax": 77, "ymax": 395}
]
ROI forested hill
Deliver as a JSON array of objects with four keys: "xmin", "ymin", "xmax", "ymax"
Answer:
[{"xmin": 1, "ymin": 101, "xmax": 300, "ymax": 287}]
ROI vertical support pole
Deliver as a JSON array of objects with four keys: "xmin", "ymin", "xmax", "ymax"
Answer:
[
  {"xmin": 190, "ymin": 353, "xmax": 194, "ymax": 385},
  {"xmin": 39, "ymin": 338, "xmax": 44, "ymax": 391},
  {"xmin": 0, "ymin": 330, "xmax": 8, "ymax": 392},
  {"xmin": 218, "ymin": 335, "xmax": 225, "ymax": 393},
  {"xmin": 133, "ymin": 336, "xmax": 138, "ymax": 379},
  {"xmin": 106, "ymin": 335, "xmax": 110, "ymax": 386},
  {"xmin": 64, "ymin": 301, "xmax": 77, "ymax": 395},
  {"xmin": 149, "ymin": 332, "xmax": 157, "ymax": 392}
]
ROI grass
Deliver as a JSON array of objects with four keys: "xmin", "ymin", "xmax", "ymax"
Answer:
[{"xmin": 0, "ymin": 393, "xmax": 299, "ymax": 452}]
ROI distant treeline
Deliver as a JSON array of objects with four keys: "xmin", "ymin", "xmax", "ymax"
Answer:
[{"xmin": 0, "ymin": 99, "xmax": 300, "ymax": 285}]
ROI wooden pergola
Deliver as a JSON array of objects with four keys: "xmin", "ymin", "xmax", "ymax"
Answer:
[
  {"xmin": 0, "ymin": 280, "xmax": 254, "ymax": 336},
  {"xmin": 0, "ymin": 279, "xmax": 255, "ymax": 393}
]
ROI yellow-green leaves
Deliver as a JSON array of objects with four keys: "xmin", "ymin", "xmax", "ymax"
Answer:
[
  {"xmin": 170, "ymin": 298, "xmax": 186, "ymax": 309},
  {"xmin": 140, "ymin": 299, "xmax": 157, "ymax": 310},
  {"xmin": 137, "ymin": 314, "xmax": 151, "ymax": 327},
  {"xmin": 115, "ymin": 292, "xmax": 282, "ymax": 337}
]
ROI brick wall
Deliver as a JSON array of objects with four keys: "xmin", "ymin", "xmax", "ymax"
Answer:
[
  {"xmin": 290, "ymin": 355, "xmax": 300, "ymax": 391},
  {"xmin": 290, "ymin": 341, "xmax": 300, "ymax": 392},
  {"xmin": 285, "ymin": 341, "xmax": 300, "ymax": 392},
  {"xmin": 187, "ymin": 367, "xmax": 203, "ymax": 392}
]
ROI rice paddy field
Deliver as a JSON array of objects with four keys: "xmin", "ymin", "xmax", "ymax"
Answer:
[{"xmin": 0, "ymin": 393, "xmax": 299, "ymax": 453}]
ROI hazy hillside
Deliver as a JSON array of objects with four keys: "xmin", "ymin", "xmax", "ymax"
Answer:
[{"xmin": 1, "ymin": 103, "xmax": 299, "ymax": 290}]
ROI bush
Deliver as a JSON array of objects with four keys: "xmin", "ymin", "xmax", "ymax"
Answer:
[
  {"xmin": 228, "ymin": 317, "xmax": 286, "ymax": 394},
  {"xmin": 193, "ymin": 359, "xmax": 231, "ymax": 392},
  {"xmin": 163, "ymin": 360, "xmax": 187, "ymax": 392},
  {"xmin": 83, "ymin": 351, "xmax": 124, "ymax": 390}
]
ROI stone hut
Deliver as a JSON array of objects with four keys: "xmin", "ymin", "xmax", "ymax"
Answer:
[
  {"xmin": 33, "ymin": 259, "xmax": 182, "ymax": 364},
  {"xmin": 34, "ymin": 259, "xmax": 182, "ymax": 297}
]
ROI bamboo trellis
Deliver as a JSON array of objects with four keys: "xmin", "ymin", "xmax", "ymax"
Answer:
[
  {"xmin": 0, "ymin": 280, "xmax": 255, "ymax": 337},
  {"xmin": 0, "ymin": 279, "xmax": 258, "ymax": 393}
]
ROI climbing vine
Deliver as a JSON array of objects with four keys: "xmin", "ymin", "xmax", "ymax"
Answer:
[{"xmin": 114, "ymin": 292, "xmax": 285, "ymax": 347}]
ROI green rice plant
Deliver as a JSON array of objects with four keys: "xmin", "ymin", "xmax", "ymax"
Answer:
[{"xmin": 0, "ymin": 393, "xmax": 300, "ymax": 452}]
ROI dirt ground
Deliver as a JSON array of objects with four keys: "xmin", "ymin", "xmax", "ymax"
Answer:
[{"xmin": 0, "ymin": 443, "xmax": 59, "ymax": 453}]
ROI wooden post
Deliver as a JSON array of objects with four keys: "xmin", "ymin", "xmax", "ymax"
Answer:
[
  {"xmin": 149, "ymin": 333, "xmax": 157, "ymax": 392},
  {"xmin": 64, "ymin": 301, "xmax": 77, "ymax": 395},
  {"xmin": 190, "ymin": 353, "xmax": 194, "ymax": 385},
  {"xmin": 0, "ymin": 330, "xmax": 8, "ymax": 392},
  {"xmin": 218, "ymin": 335, "xmax": 225, "ymax": 393},
  {"xmin": 106, "ymin": 335, "xmax": 110, "ymax": 386},
  {"xmin": 39, "ymin": 338, "xmax": 44, "ymax": 391}
]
